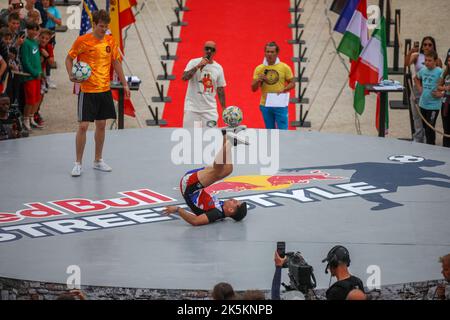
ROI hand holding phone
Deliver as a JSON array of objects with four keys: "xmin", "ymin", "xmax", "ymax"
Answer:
[{"xmin": 276, "ymin": 241, "xmax": 286, "ymax": 258}]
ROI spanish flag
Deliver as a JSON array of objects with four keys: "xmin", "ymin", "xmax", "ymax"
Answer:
[
  {"xmin": 109, "ymin": 0, "xmax": 136, "ymax": 52},
  {"xmin": 109, "ymin": 0, "xmax": 137, "ymax": 117}
]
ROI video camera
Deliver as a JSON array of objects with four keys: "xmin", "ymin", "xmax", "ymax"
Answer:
[{"xmin": 277, "ymin": 242, "xmax": 316, "ymax": 295}]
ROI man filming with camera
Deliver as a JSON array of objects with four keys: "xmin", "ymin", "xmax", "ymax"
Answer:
[{"xmin": 322, "ymin": 245, "xmax": 366, "ymax": 300}]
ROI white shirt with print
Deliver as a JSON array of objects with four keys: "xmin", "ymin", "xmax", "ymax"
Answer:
[{"xmin": 184, "ymin": 58, "xmax": 226, "ymax": 112}]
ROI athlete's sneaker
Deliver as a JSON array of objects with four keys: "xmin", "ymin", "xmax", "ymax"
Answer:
[
  {"xmin": 226, "ymin": 132, "xmax": 249, "ymax": 146},
  {"xmin": 71, "ymin": 162, "xmax": 82, "ymax": 177},
  {"xmin": 221, "ymin": 125, "xmax": 247, "ymax": 135},
  {"xmin": 93, "ymin": 159, "xmax": 112, "ymax": 172}
]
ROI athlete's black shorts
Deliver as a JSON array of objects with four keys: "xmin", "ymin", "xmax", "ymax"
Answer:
[{"xmin": 77, "ymin": 90, "xmax": 116, "ymax": 122}]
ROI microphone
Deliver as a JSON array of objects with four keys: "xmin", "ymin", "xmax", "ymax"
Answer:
[
  {"xmin": 206, "ymin": 52, "xmax": 212, "ymax": 61},
  {"xmin": 324, "ymin": 264, "xmax": 329, "ymax": 274}
]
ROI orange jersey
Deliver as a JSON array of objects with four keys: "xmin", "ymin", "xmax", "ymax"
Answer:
[{"xmin": 68, "ymin": 34, "xmax": 120, "ymax": 93}]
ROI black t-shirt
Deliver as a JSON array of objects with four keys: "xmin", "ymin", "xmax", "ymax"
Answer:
[
  {"xmin": 326, "ymin": 276, "xmax": 365, "ymax": 300},
  {"xmin": 204, "ymin": 209, "xmax": 225, "ymax": 223}
]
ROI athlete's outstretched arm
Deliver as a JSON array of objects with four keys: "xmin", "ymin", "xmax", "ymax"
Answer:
[{"xmin": 163, "ymin": 206, "xmax": 209, "ymax": 226}]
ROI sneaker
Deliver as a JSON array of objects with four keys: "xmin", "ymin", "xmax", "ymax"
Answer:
[
  {"xmin": 30, "ymin": 118, "xmax": 44, "ymax": 129},
  {"xmin": 71, "ymin": 162, "xmax": 82, "ymax": 177},
  {"xmin": 47, "ymin": 80, "xmax": 57, "ymax": 89},
  {"xmin": 221, "ymin": 125, "xmax": 247, "ymax": 135},
  {"xmin": 226, "ymin": 132, "xmax": 249, "ymax": 146},
  {"xmin": 23, "ymin": 117, "xmax": 32, "ymax": 131},
  {"xmin": 93, "ymin": 159, "xmax": 112, "ymax": 172}
]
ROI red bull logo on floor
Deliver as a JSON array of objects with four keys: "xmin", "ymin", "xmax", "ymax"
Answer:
[{"xmin": 205, "ymin": 171, "xmax": 345, "ymax": 194}]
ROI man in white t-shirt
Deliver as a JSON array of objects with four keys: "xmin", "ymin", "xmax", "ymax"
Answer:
[{"xmin": 182, "ymin": 41, "xmax": 226, "ymax": 127}]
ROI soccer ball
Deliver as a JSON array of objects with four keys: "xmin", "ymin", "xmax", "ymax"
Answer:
[
  {"xmin": 388, "ymin": 155, "xmax": 424, "ymax": 163},
  {"xmin": 222, "ymin": 106, "xmax": 243, "ymax": 127},
  {"xmin": 72, "ymin": 61, "xmax": 92, "ymax": 81}
]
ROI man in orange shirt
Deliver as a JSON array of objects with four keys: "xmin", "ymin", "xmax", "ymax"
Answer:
[{"xmin": 65, "ymin": 10, "xmax": 129, "ymax": 177}]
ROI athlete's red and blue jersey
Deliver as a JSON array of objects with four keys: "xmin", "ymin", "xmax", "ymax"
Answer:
[{"xmin": 180, "ymin": 167, "xmax": 225, "ymax": 223}]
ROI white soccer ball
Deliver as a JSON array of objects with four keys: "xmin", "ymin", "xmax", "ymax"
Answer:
[
  {"xmin": 222, "ymin": 106, "xmax": 243, "ymax": 127},
  {"xmin": 388, "ymin": 155, "xmax": 424, "ymax": 163},
  {"xmin": 72, "ymin": 61, "xmax": 92, "ymax": 81}
]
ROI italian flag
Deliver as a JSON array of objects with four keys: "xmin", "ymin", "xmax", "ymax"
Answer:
[
  {"xmin": 336, "ymin": 0, "xmax": 369, "ymax": 114},
  {"xmin": 337, "ymin": 0, "xmax": 368, "ymax": 62},
  {"xmin": 350, "ymin": 17, "xmax": 388, "ymax": 129}
]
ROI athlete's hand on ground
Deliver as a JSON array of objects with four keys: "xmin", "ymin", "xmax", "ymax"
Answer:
[{"xmin": 163, "ymin": 206, "xmax": 179, "ymax": 215}]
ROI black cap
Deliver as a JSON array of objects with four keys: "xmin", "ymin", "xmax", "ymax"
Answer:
[
  {"xmin": 322, "ymin": 245, "xmax": 351, "ymax": 266},
  {"xmin": 232, "ymin": 202, "xmax": 247, "ymax": 221}
]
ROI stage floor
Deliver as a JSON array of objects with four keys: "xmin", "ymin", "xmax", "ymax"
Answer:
[{"xmin": 0, "ymin": 128, "xmax": 449, "ymax": 290}]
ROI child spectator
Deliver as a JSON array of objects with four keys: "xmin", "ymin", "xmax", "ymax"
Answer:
[
  {"xmin": 42, "ymin": 0, "xmax": 60, "ymax": 89},
  {"xmin": 35, "ymin": 28, "xmax": 53, "ymax": 125},
  {"xmin": 27, "ymin": 9, "xmax": 42, "ymax": 27},
  {"xmin": 414, "ymin": 51, "xmax": 443, "ymax": 145},
  {"xmin": 20, "ymin": 0, "xmax": 42, "ymax": 25},
  {"xmin": 20, "ymin": 21, "xmax": 42, "ymax": 131},
  {"xmin": 426, "ymin": 254, "xmax": 450, "ymax": 300},
  {"xmin": 437, "ymin": 54, "xmax": 450, "ymax": 148}
]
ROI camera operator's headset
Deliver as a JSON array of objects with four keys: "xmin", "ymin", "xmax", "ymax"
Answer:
[{"xmin": 322, "ymin": 245, "xmax": 351, "ymax": 274}]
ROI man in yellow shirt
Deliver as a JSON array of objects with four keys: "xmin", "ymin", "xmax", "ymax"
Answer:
[
  {"xmin": 251, "ymin": 42, "xmax": 295, "ymax": 129},
  {"xmin": 65, "ymin": 10, "xmax": 129, "ymax": 177}
]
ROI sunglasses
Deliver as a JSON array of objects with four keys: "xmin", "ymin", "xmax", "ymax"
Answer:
[{"xmin": 204, "ymin": 46, "xmax": 216, "ymax": 52}]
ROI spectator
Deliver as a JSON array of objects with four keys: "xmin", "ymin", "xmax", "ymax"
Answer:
[
  {"xmin": 346, "ymin": 289, "xmax": 367, "ymax": 300},
  {"xmin": 35, "ymin": 27, "xmax": 53, "ymax": 126},
  {"xmin": 426, "ymin": 254, "xmax": 450, "ymax": 300},
  {"xmin": 251, "ymin": 41, "xmax": 295, "ymax": 130},
  {"xmin": 27, "ymin": 9, "xmax": 41, "ymax": 26},
  {"xmin": 7, "ymin": 12, "xmax": 24, "ymax": 46},
  {"xmin": 0, "ymin": 1, "xmax": 24, "ymax": 28},
  {"xmin": 322, "ymin": 245, "xmax": 365, "ymax": 300},
  {"xmin": 56, "ymin": 289, "xmax": 87, "ymax": 300},
  {"xmin": 271, "ymin": 250, "xmax": 305, "ymax": 300},
  {"xmin": 0, "ymin": 93, "xmax": 20, "ymax": 140},
  {"xmin": 405, "ymin": 36, "xmax": 443, "ymax": 143},
  {"xmin": 41, "ymin": 0, "xmax": 60, "ymax": 89},
  {"xmin": 241, "ymin": 290, "xmax": 266, "ymax": 300},
  {"xmin": 437, "ymin": 53, "xmax": 450, "ymax": 147},
  {"xmin": 20, "ymin": 0, "xmax": 42, "ymax": 25},
  {"xmin": 181, "ymin": 40, "xmax": 226, "ymax": 128},
  {"xmin": 414, "ymin": 50, "xmax": 443, "ymax": 145},
  {"xmin": 20, "ymin": 20, "xmax": 42, "ymax": 131},
  {"xmin": 212, "ymin": 282, "xmax": 235, "ymax": 300}
]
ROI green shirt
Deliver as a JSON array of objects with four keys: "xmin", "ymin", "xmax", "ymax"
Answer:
[{"xmin": 20, "ymin": 37, "xmax": 42, "ymax": 82}]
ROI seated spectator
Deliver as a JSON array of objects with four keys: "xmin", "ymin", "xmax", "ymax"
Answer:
[
  {"xmin": 270, "ymin": 250, "xmax": 305, "ymax": 300},
  {"xmin": 56, "ymin": 289, "xmax": 87, "ymax": 300},
  {"xmin": 241, "ymin": 290, "xmax": 266, "ymax": 300},
  {"xmin": 322, "ymin": 245, "xmax": 366, "ymax": 300},
  {"xmin": 212, "ymin": 282, "xmax": 236, "ymax": 300},
  {"xmin": 0, "ymin": 93, "xmax": 20, "ymax": 140},
  {"xmin": 426, "ymin": 254, "xmax": 450, "ymax": 300}
]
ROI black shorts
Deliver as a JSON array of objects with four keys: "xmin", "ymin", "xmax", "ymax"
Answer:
[{"xmin": 78, "ymin": 91, "xmax": 116, "ymax": 122}]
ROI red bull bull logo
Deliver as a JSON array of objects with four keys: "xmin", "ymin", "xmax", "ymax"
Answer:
[{"xmin": 205, "ymin": 171, "xmax": 345, "ymax": 194}]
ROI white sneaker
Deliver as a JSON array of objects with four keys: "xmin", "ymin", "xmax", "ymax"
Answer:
[
  {"xmin": 221, "ymin": 125, "xmax": 247, "ymax": 135},
  {"xmin": 48, "ymin": 80, "xmax": 57, "ymax": 89},
  {"xmin": 226, "ymin": 132, "xmax": 249, "ymax": 146},
  {"xmin": 93, "ymin": 159, "xmax": 112, "ymax": 172},
  {"xmin": 71, "ymin": 162, "xmax": 82, "ymax": 177},
  {"xmin": 23, "ymin": 117, "xmax": 32, "ymax": 131}
]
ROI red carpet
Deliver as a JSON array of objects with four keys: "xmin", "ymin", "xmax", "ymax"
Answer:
[{"xmin": 162, "ymin": 0, "xmax": 296, "ymax": 129}]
